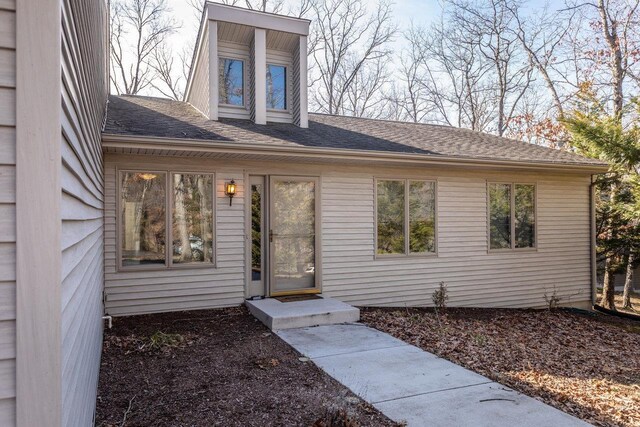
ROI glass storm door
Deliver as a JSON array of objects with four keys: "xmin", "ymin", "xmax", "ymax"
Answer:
[{"xmin": 269, "ymin": 176, "xmax": 319, "ymax": 295}]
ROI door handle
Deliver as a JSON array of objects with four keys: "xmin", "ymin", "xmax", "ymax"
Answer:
[{"xmin": 269, "ymin": 230, "xmax": 274, "ymax": 242}]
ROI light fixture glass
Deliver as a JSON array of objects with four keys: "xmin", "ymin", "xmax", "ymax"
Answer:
[{"xmin": 225, "ymin": 179, "xmax": 237, "ymax": 206}]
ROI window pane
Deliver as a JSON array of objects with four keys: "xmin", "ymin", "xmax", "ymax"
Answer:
[
  {"xmin": 489, "ymin": 183, "xmax": 511, "ymax": 249},
  {"xmin": 172, "ymin": 174, "xmax": 214, "ymax": 264},
  {"xmin": 121, "ymin": 172, "xmax": 166, "ymax": 266},
  {"xmin": 515, "ymin": 184, "xmax": 535, "ymax": 248},
  {"xmin": 266, "ymin": 64, "xmax": 286, "ymax": 110},
  {"xmin": 377, "ymin": 180, "xmax": 405, "ymax": 254},
  {"xmin": 219, "ymin": 58, "xmax": 244, "ymax": 105},
  {"xmin": 409, "ymin": 181, "xmax": 436, "ymax": 253}
]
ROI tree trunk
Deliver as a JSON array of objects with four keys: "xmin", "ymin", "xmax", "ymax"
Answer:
[
  {"xmin": 174, "ymin": 175, "xmax": 192, "ymax": 261},
  {"xmin": 600, "ymin": 255, "xmax": 616, "ymax": 310},
  {"xmin": 622, "ymin": 252, "xmax": 635, "ymax": 309}
]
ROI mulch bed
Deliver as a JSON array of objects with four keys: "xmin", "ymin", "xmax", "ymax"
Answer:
[
  {"xmin": 361, "ymin": 307, "xmax": 640, "ymax": 427},
  {"xmin": 95, "ymin": 307, "xmax": 396, "ymax": 427}
]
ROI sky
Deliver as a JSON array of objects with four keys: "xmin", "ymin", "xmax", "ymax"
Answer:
[
  {"xmin": 161, "ymin": 0, "xmax": 442, "ymax": 82},
  {"xmin": 146, "ymin": 0, "xmax": 550, "ymax": 99}
]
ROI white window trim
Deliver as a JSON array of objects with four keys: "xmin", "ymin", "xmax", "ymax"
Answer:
[
  {"xmin": 117, "ymin": 169, "xmax": 217, "ymax": 271},
  {"xmin": 218, "ymin": 56, "xmax": 246, "ymax": 108},
  {"xmin": 486, "ymin": 181, "xmax": 538, "ymax": 252},
  {"xmin": 374, "ymin": 177, "xmax": 438, "ymax": 259},
  {"xmin": 266, "ymin": 62, "xmax": 289, "ymax": 112}
]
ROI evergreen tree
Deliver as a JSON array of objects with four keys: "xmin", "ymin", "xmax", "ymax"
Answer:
[{"xmin": 564, "ymin": 98, "xmax": 640, "ymax": 310}]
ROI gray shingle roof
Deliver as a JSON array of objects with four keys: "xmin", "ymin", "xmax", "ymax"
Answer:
[{"xmin": 103, "ymin": 95, "xmax": 606, "ymax": 167}]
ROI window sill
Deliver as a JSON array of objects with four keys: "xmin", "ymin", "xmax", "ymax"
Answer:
[
  {"xmin": 374, "ymin": 252, "xmax": 438, "ymax": 260},
  {"xmin": 219, "ymin": 103, "xmax": 247, "ymax": 110},
  {"xmin": 117, "ymin": 263, "xmax": 217, "ymax": 273},
  {"xmin": 487, "ymin": 247, "xmax": 538, "ymax": 254}
]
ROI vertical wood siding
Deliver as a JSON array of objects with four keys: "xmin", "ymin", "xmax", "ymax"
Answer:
[
  {"xmin": 60, "ymin": 0, "xmax": 107, "ymax": 425},
  {"xmin": 103, "ymin": 158, "xmax": 246, "ymax": 316},
  {"xmin": 0, "ymin": 2, "xmax": 15, "ymax": 424},
  {"xmin": 249, "ymin": 37, "xmax": 256, "ymax": 122},
  {"xmin": 102, "ymin": 157, "xmax": 592, "ymax": 315},
  {"xmin": 291, "ymin": 42, "xmax": 301, "ymax": 126},
  {"xmin": 186, "ymin": 25, "xmax": 209, "ymax": 117}
]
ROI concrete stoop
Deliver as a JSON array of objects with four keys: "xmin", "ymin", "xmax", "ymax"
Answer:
[{"xmin": 245, "ymin": 296, "xmax": 360, "ymax": 330}]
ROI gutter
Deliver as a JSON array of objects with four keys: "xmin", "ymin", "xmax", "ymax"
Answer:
[{"xmin": 101, "ymin": 133, "xmax": 610, "ymax": 174}]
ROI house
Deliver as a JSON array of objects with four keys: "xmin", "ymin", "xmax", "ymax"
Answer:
[
  {"xmin": 0, "ymin": 0, "xmax": 608, "ymax": 426},
  {"xmin": 0, "ymin": 0, "xmax": 108, "ymax": 425}
]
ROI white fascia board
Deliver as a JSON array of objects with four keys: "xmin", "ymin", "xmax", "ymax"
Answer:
[
  {"xmin": 207, "ymin": 2, "xmax": 310, "ymax": 35},
  {"xmin": 101, "ymin": 134, "xmax": 610, "ymax": 174}
]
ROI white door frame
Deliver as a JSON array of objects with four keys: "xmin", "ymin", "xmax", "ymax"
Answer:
[{"xmin": 268, "ymin": 175, "xmax": 321, "ymax": 296}]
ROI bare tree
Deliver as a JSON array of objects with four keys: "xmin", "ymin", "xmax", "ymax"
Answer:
[
  {"xmin": 150, "ymin": 43, "xmax": 187, "ymax": 100},
  {"xmin": 385, "ymin": 26, "xmax": 436, "ymax": 123},
  {"xmin": 110, "ymin": 0, "xmax": 179, "ymax": 95},
  {"xmin": 509, "ymin": 4, "xmax": 575, "ymax": 119},
  {"xmin": 561, "ymin": 0, "xmax": 640, "ymax": 116},
  {"xmin": 342, "ymin": 58, "xmax": 392, "ymax": 118},
  {"xmin": 448, "ymin": 0, "xmax": 534, "ymax": 136},
  {"xmin": 310, "ymin": 0, "xmax": 397, "ymax": 116},
  {"xmin": 216, "ymin": 0, "xmax": 286, "ymax": 14},
  {"xmin": 395, "ymin": 12, "xmax": 495, "ymax": 130}
]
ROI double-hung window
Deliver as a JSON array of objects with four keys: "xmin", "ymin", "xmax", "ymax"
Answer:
[
  {"xmin": 120, "ymin": 171, "xmax": 215, "ymax": 268},
  {"xmin": 376, "ymin": 179, "xmax": 437, "ymax": 255},
  {"xmin": 488, "ymin": 183, "xmax": 536, "ymax": 250}
]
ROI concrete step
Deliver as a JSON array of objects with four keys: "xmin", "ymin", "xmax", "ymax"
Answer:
[{"xmin": 245, "ymin": 295, "xmax": 360, "ymax": 331}]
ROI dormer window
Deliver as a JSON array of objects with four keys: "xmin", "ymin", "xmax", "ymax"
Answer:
[
  {"xmin": 219, "ymin": 58, "xmax": 244, "ymax": 106},
  {"xmin": 185, "ymin": 3, "xmax": 309, "ymax": 126},
  {"xmin": 266, "ymin": 64, "xmax": 286, "ymax": 110}
]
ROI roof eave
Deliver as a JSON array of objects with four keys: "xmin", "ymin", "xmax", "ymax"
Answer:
[{"xmin": 101, "ymin": 133, "xmax": 610, "ymax": 174}]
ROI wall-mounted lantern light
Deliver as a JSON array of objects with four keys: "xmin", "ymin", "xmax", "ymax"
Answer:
[{"xmin": 225, "ymin": 179, "xmax": 237, "ymax": 206}]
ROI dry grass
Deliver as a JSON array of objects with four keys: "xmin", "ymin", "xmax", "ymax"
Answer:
[{"xmin": 362, "ymin": 307, "xmax": 640, "ymax": 427}]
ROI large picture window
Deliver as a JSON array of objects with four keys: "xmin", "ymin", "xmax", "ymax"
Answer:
[
  {"xmin": 219, "ymin": 58, "xmax": 244, "ymax": 106},
  {"xmin": 120, "ymin": 171, "xmax": 215, "ymax": 269},
  {"xmin": 488, "ymin": 182, "xmax": 536, "ymax": 250},
  {"xmin": 376, "ymin": 179, "xmax": 436, "ymax": 256}
]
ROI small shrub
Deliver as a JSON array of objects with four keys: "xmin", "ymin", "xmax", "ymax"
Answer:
[
  {"xmin": 544, "ymin": 287, "xmax": 561, "ymax": 310},
  {"xmin": 312, "ymin": 409, "xmax": 360, "ymax": 427},
  {"xmin": 432, "ymin": 282, "xmax": 449, "ymax": 313},
  {"xmin": 471, "ymin": 333, "xmax": 487, "ymax": 346},
  {"xmin": 148, "ymin": 331, "xmax": 185, "ymax": 350}
]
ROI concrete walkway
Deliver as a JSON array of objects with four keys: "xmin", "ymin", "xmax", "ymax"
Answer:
[{"xmin": 277, "ymin": 323, "xmax": 589, "ymax": 427}]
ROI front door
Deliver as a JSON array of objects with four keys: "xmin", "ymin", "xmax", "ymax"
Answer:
[{"xmin": 269, "ymin": 176, "xmax": 319, "ymax": 296}]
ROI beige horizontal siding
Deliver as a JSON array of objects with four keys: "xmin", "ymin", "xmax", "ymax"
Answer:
[
  {"xmin": 0, "ymin": 3, "xmax": 14, "ymax": 424},
  {"xmin": 103, "ymin": 158, "xmax": 246, "ymax": 316},
  {"xmin": 321, "ymin": 173, "xmax": 591, "ymax": 308},
  {"xmin": 186, "ymin": 25, "xmax": 209, "ymax": 116},
  {"xmin": 59, "ymin": 0, "xmax": 107, "ymax": 425},
  {"xmin": 103, "ymin": 155, "xmax": 592, "ymax": 315}
]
